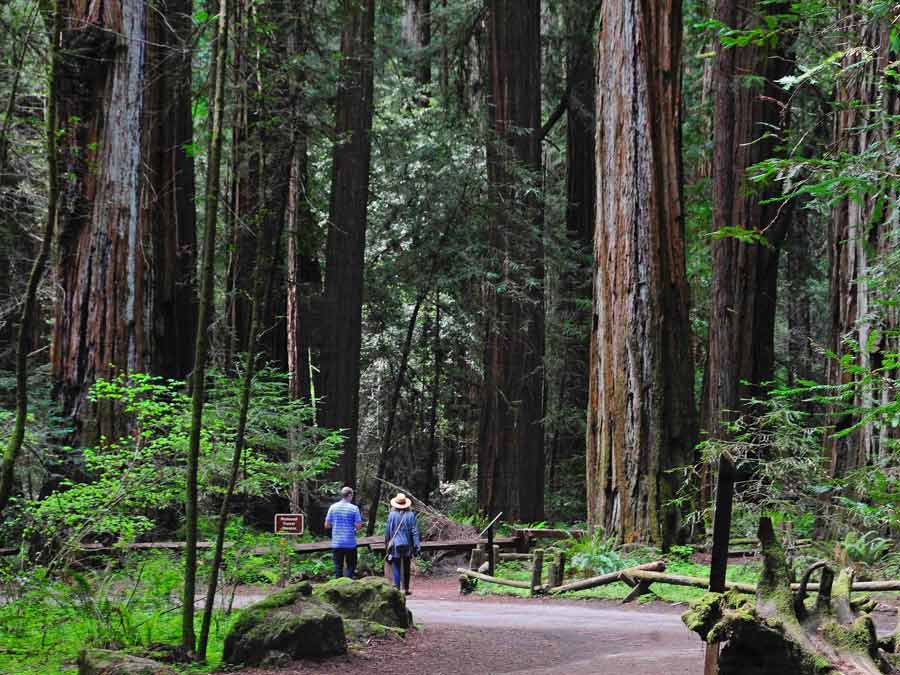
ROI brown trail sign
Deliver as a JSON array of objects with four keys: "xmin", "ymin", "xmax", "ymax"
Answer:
[{"xmin": 275, "ymin": 513, "xmax": 305, "ymax": 535}]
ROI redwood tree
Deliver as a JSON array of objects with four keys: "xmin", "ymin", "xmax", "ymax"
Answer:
[
  {"xmin": 52, "ymin": 0, "xmax": 196, "ymax": 438},
  {"xmin": 827, "ymin": 10, "xmax": 900, "ymax": 476},
  {"xmin": 587, "ymin": 0, "xmax": 696, "ymax": 546},
  {"xmin": 318, "ymin": 0, "xmax": 376, "ymax": 488},
  {"xmin": 701, "ymin": 0, "xmax": 792, "ymax": 441},
  {"xmin": 477, "ymin": 0, "xmax": 544, "ymax": 521}
]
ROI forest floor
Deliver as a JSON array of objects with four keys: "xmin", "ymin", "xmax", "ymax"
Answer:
[
  {"xmin": 235, "ymin": 575, "xmax": 900, "ymax": 675},
  {"xmin": 236, "ymin": 576, "xmax": 704, "ymax": 674}
]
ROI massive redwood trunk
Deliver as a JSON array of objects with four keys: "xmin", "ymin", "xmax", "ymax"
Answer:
[
  {"xmin": 477, "ymin": 0, "xmax": 544, "ymax": 521},
  {"xmin": 587, "ymin": 0, "xmax": 696, "ymax": 546},
  {"xmin": 827, "ymin": 10, "xmax": 900, "ymax": 476},
  {"xmin": 319, "ymin": 0, "xmax": 376, "ymax": 487},
  {"xmin": 52, "ymin": 0, "xmax": 196, "ymax": 438},
  {"xmin": 701, "ymin": 0, "xmax": 792, "ymax": 441}
]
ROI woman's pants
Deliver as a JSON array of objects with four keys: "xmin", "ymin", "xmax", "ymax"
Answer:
[{"xmin": 390, "ymin": 545, "xmax": 412, "ymax": 591}]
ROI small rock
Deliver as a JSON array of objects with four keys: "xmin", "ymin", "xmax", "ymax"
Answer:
[{"xmin": 77, "ymin": 649, "xmax": 175, "ymax": 675}]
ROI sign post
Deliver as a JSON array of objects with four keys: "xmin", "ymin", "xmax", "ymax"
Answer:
[
  {"xmin": 274, "ymin": 513, "xmax": 305, "ymax": 587},
  {"xmin": 479, "ymin": 512, "xmax": 504, "ymax": 576}
]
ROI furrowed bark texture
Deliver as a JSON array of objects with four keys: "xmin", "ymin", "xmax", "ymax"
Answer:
[
  {"xmin": 587, "ymin": 0, "xmax": 696, "ymax": 546},
  {"xmin": 319, "ymin": 0, "xmax": 376, "ymax": 487},
  {"xmin": 477, "ymin": 0, "xmax": 544, "ymax": 521},
  {"xmin": 701, "ymin": 0, "xmax": 792, "ymax": 441},
  {"xmin": 52, "ymin": 0, "xmax": 196, "ymax": 438},
  {"xmin": 827, "ymin": 10, "xmax": 900, "ymax": 476}
]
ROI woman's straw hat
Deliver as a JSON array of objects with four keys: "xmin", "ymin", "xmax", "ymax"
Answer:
[{"xmin": 390, "ymin": 492, "xmax": 412, "ymax": 509}]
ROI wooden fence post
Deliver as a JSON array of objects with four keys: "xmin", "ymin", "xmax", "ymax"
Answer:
[{"xmin": 530, "ymin": 548, "xmax": 544, "ymax": 596}]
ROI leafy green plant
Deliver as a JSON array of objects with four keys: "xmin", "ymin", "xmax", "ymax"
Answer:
[{"xmin": 564, "ymin": 532, "xmax": 629, "ymax": 576}]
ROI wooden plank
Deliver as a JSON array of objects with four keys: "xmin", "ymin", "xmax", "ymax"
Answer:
[
  {"xmin": 456, "ymin": 568, "xmax": 533, "ymax": 590},
  {"xmin": 548, "ymin": 561, "xmax": 666, "ymax": 594},
  {"xmin": 514, "ymin": 528, "xmax": 585, "ymax": 540}
]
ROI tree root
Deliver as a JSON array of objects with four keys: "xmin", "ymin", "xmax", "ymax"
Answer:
[{"xmin": 683, "ymin": 517, "xmax": 899, "ymax": 675}]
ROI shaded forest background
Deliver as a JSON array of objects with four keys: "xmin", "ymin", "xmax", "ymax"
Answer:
[{"xmin": 0, "ymin": 0, "xmax": 898, "ymax": 553}]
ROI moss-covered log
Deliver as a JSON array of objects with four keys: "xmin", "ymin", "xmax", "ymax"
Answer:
[{"xmin": 683, "ymin": 517, "xmax": 897, "ymax": 674}]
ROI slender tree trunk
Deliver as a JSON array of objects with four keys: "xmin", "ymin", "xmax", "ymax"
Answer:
[
  {"xmin": 422, "ymin": 300, "xmax": 442, "ymax": 502},
  {"xmin": 52, "ymin": 0, "xmax": 197, "ymax": 440},
  {"xmin": 319, "ymin": 0, "xmax": 376, "ymax": 488},
  {"xmin": 700, "ymin": 0, "xmax": 792, "ymax": 442},
  {"xmin": 0, "ymin": 3, "xmax": 60, "ymax": 517},
  {"xmin": 827, "ymin": 10, "xmax": 900, "ymax": 476},
  {"xmin": 587, "ymin": 0, "xmax": 696, "ymax": 547},
  {"xmin": 182, "ymin": 0, "xmax": 228, "ymax": 652},
  {"xmin": 366, "ymin": 291, "xmax": 427, "ymax": 534},
  {"xmin": 477, "ymin": 0, "xmax": 544, "ymax": 522}
]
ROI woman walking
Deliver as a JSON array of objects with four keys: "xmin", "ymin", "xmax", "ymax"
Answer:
[{"xmin": 384, "ymin": 492, "xmax": 421, "ymax": 595}]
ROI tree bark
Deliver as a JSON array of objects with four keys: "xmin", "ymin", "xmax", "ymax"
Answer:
[
  {"xmin": 402, "ymin": 0, "xmax": 431, "ymax": 87},
  {"xmin": 826, "ymin": 10, "xmax": 900, "ymax": 477},
  {"xmin": 319, "ymin": 0, "xmax": 376, "ymax": 488},
  {"xmin": 52, "ymin": 0, "xmax": 197, "ymax": 440},
  {"xmin": 701, "ymin": 0, "xmax": 793, "ymax": 442},
  {"xmin": 587, "ymin": 0, "xmax": 696, "ymax": 547},
  {"xmin": 477, "ymin": 0, "xmax": 544, "ymax": 522}
]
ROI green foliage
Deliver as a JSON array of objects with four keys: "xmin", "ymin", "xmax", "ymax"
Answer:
[
  {"xmin": 0, "ymin": 554, "xmax": 230, "ymax": 674},
  {"xmin": 563, "ymin": 533, "xmax": 631, "ymax": 577},
  {"xmin": 17, "ymin": 370, "xmax": 341, "ymax": 552}
]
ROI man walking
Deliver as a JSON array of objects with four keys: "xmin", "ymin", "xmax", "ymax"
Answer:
[{"xmin": 324, "ymin": 486, "xmax": 363, "ymax": 578}]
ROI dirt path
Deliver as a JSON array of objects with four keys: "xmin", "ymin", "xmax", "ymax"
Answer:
[{"xmin": 237, "ymin": 577, "xmax": 705, "ymax": 674}]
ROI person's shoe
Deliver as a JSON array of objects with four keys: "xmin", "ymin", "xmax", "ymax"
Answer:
[{"xmin": 404, "ymin": 590, "xmax": 411, "ymax": 595}]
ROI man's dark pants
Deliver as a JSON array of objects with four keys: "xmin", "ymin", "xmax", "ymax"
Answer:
[{"xmin": 333, "ymin": 547, "xmax": 357, "ymax": 578}]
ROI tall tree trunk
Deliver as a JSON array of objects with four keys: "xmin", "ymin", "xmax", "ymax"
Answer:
[
  {"xmin": 477, "ymin": 0, "xmax": 544, "ymax": 522},
  {"xmin": 587, "ymin": 0, "xmax": 696, "ymax": 547},
  {"xmin": 52, "ymin": 0, "xmax": 197, "ymax": 440},
  {"xmin": 182, "ymin": 0, "xmax": 228, "ymax": 652},
  {"xmin": 0, "ymin": 2, "xmax": 60, "ymax": 517},
  {"xmin": 701, "ymin": 0, "xmax": 792, "ymax": 441},
  {"xmin": 402, "ymin": 0, "xmax": 431, "ymax": 87},
  {"xmin": 319, "ymin": 0, "xmax": 376, "ymax": 488},
  {"xmin": 422, "ymin": 299, "xmax": 442, "ymax": 502},
  {"xmin": 224, "ymin": 0, "xmax": 258, "ymax": 369},
  {"xmin": 827, "ymin": 10, "xmax": 900, "ymax": 477},
  {"xmin": 550, "ymin": 0, "xmax": 596, "ymax": 491}
]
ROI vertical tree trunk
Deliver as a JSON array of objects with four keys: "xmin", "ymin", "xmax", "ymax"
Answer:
[
  {"xmin": 549, "ymin": 0, "xmax": 597, "ymax": 492},
  {"xmin": 402, "ymin": 0, "xmax": 431, "ymax": 87},
  {"xmin": 182, "ymin": 0, "xmax": 228, "ymax": 651},
  {"xmin": 587, "ymin": 0, "xmax": 696, "ymax": 546},
  {"xmin": 319, "ymin": 0, "xmax": 376, "ymax": 488},
  {"xmin": 827, "ymin": 11, "xmax": 900, "ymax": 476},
  {"xmin": 477, "ymin": 0, "xmax": 544, "ymax": 522},
  {"xmin": 701, "ymin": 0, "xmax": 792, "ymax": 442},
  {"xmin": 421, "ymin": 300, "xmax": 442, "ymax": 502},
  {"xmin": 52, "ymin": 0, "xmax": 197, "ymax": 439}
]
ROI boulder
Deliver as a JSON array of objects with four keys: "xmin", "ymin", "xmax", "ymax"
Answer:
[
  {"xmin": 222, "ymin": 581, "xmax": 347, "ymax": 666},
  {"xmin": 77, "ymin": 649, "xmax": 175, "ymax": 675},
  {"xmin": 313, "ymin": 576, "xmax": 412, "ymax": 630}
]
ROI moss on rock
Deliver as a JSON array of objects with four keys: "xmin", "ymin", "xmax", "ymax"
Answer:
[
  {"xmin": 222, "ymin": 582, "xmax": 346, "ymax": 666},
  {"xmin": 314, "ymin": 576, "xmax": 412, "ymax": 629},
  {"xmin": 77, "ymin": 649, "xmax": 175, "ymax": 675}
]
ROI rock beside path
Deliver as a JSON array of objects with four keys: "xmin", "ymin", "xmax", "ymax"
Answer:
[
  {"xmin": 77, "ymin": 649, "xmax": 175, "ymax": 675},
  {"xmin": 314, "ymin": 576, "xmax": 413, "ymax": 630},
  {"xmin": 223, "ymin": 582, "xmax": 347, "ymax": 666}
]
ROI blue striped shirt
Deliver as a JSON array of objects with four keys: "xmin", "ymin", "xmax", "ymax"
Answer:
[{"xmin": 325, "ymin": 500, "xmax": 361, "ymax": 549}]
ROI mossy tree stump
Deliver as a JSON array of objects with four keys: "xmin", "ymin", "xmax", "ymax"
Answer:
[{"xmin": 683, "ymin": 517, "xmax": 899, "ymax": 675}]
